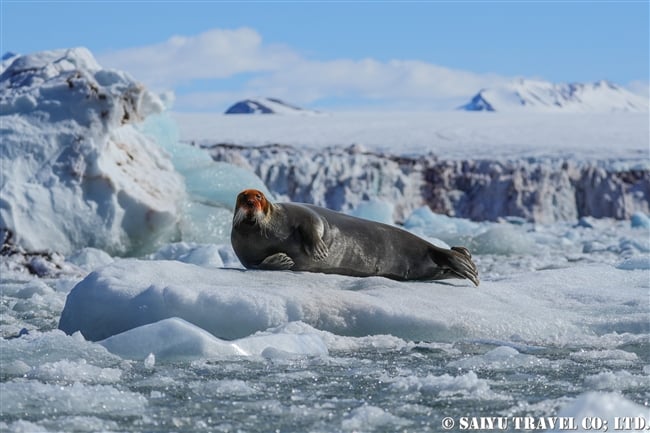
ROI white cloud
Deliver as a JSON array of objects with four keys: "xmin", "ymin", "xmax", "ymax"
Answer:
[
  {"xmin": 246, "ymin": 59, "xmax": 508, "ymax": 104},
  {"xmin": 173, "ymin": 90, "xmax": 247, "ymax": 112},
  {"xmin": 98, "ymin": 27, "xmax": 299, "ymax": 89},
  {"xmin": 98, "ymin": 27, "xmax": 509, "ymax": 111}
]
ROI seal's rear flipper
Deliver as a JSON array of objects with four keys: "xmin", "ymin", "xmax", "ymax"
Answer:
[
  {"xmin": 258, "ymin": 253, "xmax": 295, "ymax": 270},
  {"xmin": 430, "ymin": 246, "xmax": 480, "ymax": 287}
]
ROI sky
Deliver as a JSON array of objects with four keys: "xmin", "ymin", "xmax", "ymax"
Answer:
[{"xmin": 1, "ymin": 1, "xmax": 648, "ymax": 112}]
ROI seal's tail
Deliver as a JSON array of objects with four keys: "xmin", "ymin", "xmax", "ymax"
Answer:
[{"xmin": 431, "ymin": 246, "xmax": 480, "ymax": 287}]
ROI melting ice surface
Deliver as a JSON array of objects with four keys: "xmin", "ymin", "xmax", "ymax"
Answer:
[{"xmin": 2, "ymin": 116, "xmax": 650, "ymax": 432}]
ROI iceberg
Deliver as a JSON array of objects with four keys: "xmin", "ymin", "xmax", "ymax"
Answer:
[
  {"xmin": 0, "ymin": 48, "xmax": 184, "ymax": 256},
  {"xmin": 140, "ymin": 113, "xmax": 272, "ymax": 245}
]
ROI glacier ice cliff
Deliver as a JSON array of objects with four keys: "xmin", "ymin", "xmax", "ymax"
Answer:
[{"xmin": 206, "ymin": 143, "xmax": 649, "ymax": 224}]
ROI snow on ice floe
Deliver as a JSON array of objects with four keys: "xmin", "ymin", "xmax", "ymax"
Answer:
[
  {"xmin": 58, "ymin": 258, "xmax": 648, "ymax": 348},
  {"xmin": 0, "ymin": 48, "xmax": 184, "ymax": 256},
  {"xmin": 146, "ymin": 242, "xmax": 225, "ymax": 268}
]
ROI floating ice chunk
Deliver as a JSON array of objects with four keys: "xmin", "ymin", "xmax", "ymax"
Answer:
[
  {"xmin": 471, "ymin": 225, "xmax": 536, "ymax": 255},
  {"xmin": 350, "ymin": 199, "xmax": 395, "ymax": 224},
  {"xmin": 0, "ymin": 330, "xmax": 120, "ymax": 375},
  {"xmin": 448, "ymin": 346, "xmax": 552, "ymax": 370},
  {"xmin": 266, "ymin": 321, "xmax": 411, "ymax": 352},
  {"xmin": 2, "ymin": 360, "xmax": 31, "ymax": 376},
  {"xmin": 148, "ymin": 242, "xmax": 224, "ymax": 268},
  {"xmin": 576, "ymin": 217, "xmax": 598, "ymax": 228},
  {"xmin": 502, "ymin": 216, "xmax": 528, "ymax": 225},
  {"xmin": 14, "ymin": 280, "xmax": 54, "ymax": 299},
  {"xmin": 548, "ymin": 392, "xmax": 650, "ymax": 432},
  {"xmin": 630, "ymin": 212, "xmax": 650, "ymax": 229},
  {"xmin": 582, "ymin": 240, "xmax": 607, "ymax": 254},
  {"xmin": 0, "ymin": 381, "xmax": 147, "ymax": 418},
  {"xmin": 403, "ymin": 206, "xmax": 480, "ymax": 236},
  {"xmin": 402, "ymin": 206, "xmax": 480, "ymax": 248},
  {"xmin": 67, "ymin": 248, "xmax": 114, "ymax": 272},
  {"xmin": 143, "ymin": 353, "xmax": 155, "ymax": 369},
  {"xmin": 27, "ymin": 359, "xmax": 122, "ymax": 384},
  {"xmin": 99, "ymin": 317, "xmax": 247, "ymax": 361},
  {"xmin": 0, "ymin": 420, "xmax": 47, "ymax": 433},
  {"xmin": 616, "ymin": 256, "xmax": 650, "ymax": 270},
  {"xmin": 570, "ymin": 349, "xmax": 639, "ymax": 366},
  {"xmin": 188, "ymin": 379, "xmax": 257, "ymax": 398},
  {"xmin": 468, "ymin": 338, "xmax": 546, "ymax": 353},
  {"xmin": 619, "ymin": 238, "xmax": 650, "ymax": 259},
  {"xmin": 584, "ymin": 370, "xmax": 650, "ymax": 391},
  {"xmin": 47, "ymin": 416, "xmax": 121, "ymax": 433},
  {"xmin": 235, "ymin": 327, "xmax": 328, "ymax": 359},
  {"xmin": 390, "ymin": 371, "xmax": 502, "ymax": 400},
  {"xmin": 59, "ymin": 259, "xmax": 649, "ymax": 345},
  {"xmin": 98, "ymin": 317, "xmax": 328, "ymax": 361},
  {"xmin": 341, "ymin": 405, "xmax": 410, "ymax": 431}
]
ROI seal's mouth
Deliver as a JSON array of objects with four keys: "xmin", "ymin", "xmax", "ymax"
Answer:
[{"xmin": 233, "ymin": 205, "xmax": 264, "ymax": 226}]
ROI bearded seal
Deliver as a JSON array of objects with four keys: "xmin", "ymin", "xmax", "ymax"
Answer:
[{"xmin": 231, "ymin": 189, "xmax": 479, "ymax": 286}]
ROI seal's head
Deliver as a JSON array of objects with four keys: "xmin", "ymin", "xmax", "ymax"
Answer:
[{"xmin": 233, "ymin": 189, "xmax": 272, "ymax": 226}]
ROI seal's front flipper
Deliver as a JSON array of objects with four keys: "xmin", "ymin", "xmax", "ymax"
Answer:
[
  {"xmin": 298, "ymin": 213, "xmax": 329, "ymax": 261},
  {"xmin": 430, "ymin": 246, "xmax": 480, "ymax": 287},
  {"xmin": 305, "ymin": 238, "xmax": 329, "ymax": 261},
  {"xmin": 258, "ymin": 252, "xmax": 295, "ymax": 270}
]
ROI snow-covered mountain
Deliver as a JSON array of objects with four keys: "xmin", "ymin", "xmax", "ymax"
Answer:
[
  {"xmin": 224, "ymin": 97, "xmax": 318, "ymax": 115},
  {"xmin": 460, "ymin": 79, "xmax": 649, "ymax": 112},
  {"xmin": 1, "ymin": 52, "xmax": 19, "ymax": 72}
]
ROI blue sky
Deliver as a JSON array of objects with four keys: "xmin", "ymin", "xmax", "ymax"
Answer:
[{"xmin": 2, "ymin": 1, "xmax": 648, "ymax": 111}]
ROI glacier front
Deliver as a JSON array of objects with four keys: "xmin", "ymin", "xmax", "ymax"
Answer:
[{"xmin": 207, "ymin": 143, "xmax": 650, "ymax": 224}]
